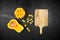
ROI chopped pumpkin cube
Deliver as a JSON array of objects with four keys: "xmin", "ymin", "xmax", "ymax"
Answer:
[
  {"xmin": 28, "ymin": 14, "xmax": 33, "ymax": 18},
  {"xmin": 24, "ymin": 24, "xmax": 26, "ymax": 27},
  {"xmin": 26, "ymin": 27, "xmax": 30, "ymax": 32},
  {"xmin": 29, "ymin": 18, "xmax": 32, "ymax": 21},
  {"xmin": 22, "ymin": 19, "xmax": 25, "ymax": 23},
  {"xmin": 27, "ymin": 18, "xmax": 29, "ymax": 23}
]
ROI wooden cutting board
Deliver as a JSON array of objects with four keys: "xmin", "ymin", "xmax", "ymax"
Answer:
[{"xmin": 35, "ymin": 9, "xmax": 48, "ymax": 34}]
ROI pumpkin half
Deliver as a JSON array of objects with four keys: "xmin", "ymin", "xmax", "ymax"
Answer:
[{"xmin": 7, "ymin": 19, "xmax": 24, "ymax": 33}]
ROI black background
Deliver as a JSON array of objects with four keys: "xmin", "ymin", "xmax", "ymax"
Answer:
[{"xmin": 0, "ymin": 0, "xmax": 60, "ymax": 40}]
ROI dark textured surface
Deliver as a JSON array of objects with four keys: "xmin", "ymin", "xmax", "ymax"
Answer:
[{"xmin": 0, "ymin": 0, "xmax": 60, "ymax": 40}]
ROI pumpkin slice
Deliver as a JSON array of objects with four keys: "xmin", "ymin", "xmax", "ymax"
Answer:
[{"xmin": 14, "ymin": 7, "xmax": 25, "ymax": 19}]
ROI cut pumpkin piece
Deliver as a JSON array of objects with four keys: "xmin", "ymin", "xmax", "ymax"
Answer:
[
  {"xmin": 7, "ymin": 19, "xmax": 24, "ymax": 33},
  {"xmin": 14, "ymin": 7, "xmax": 25, "ymax": 19}
]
